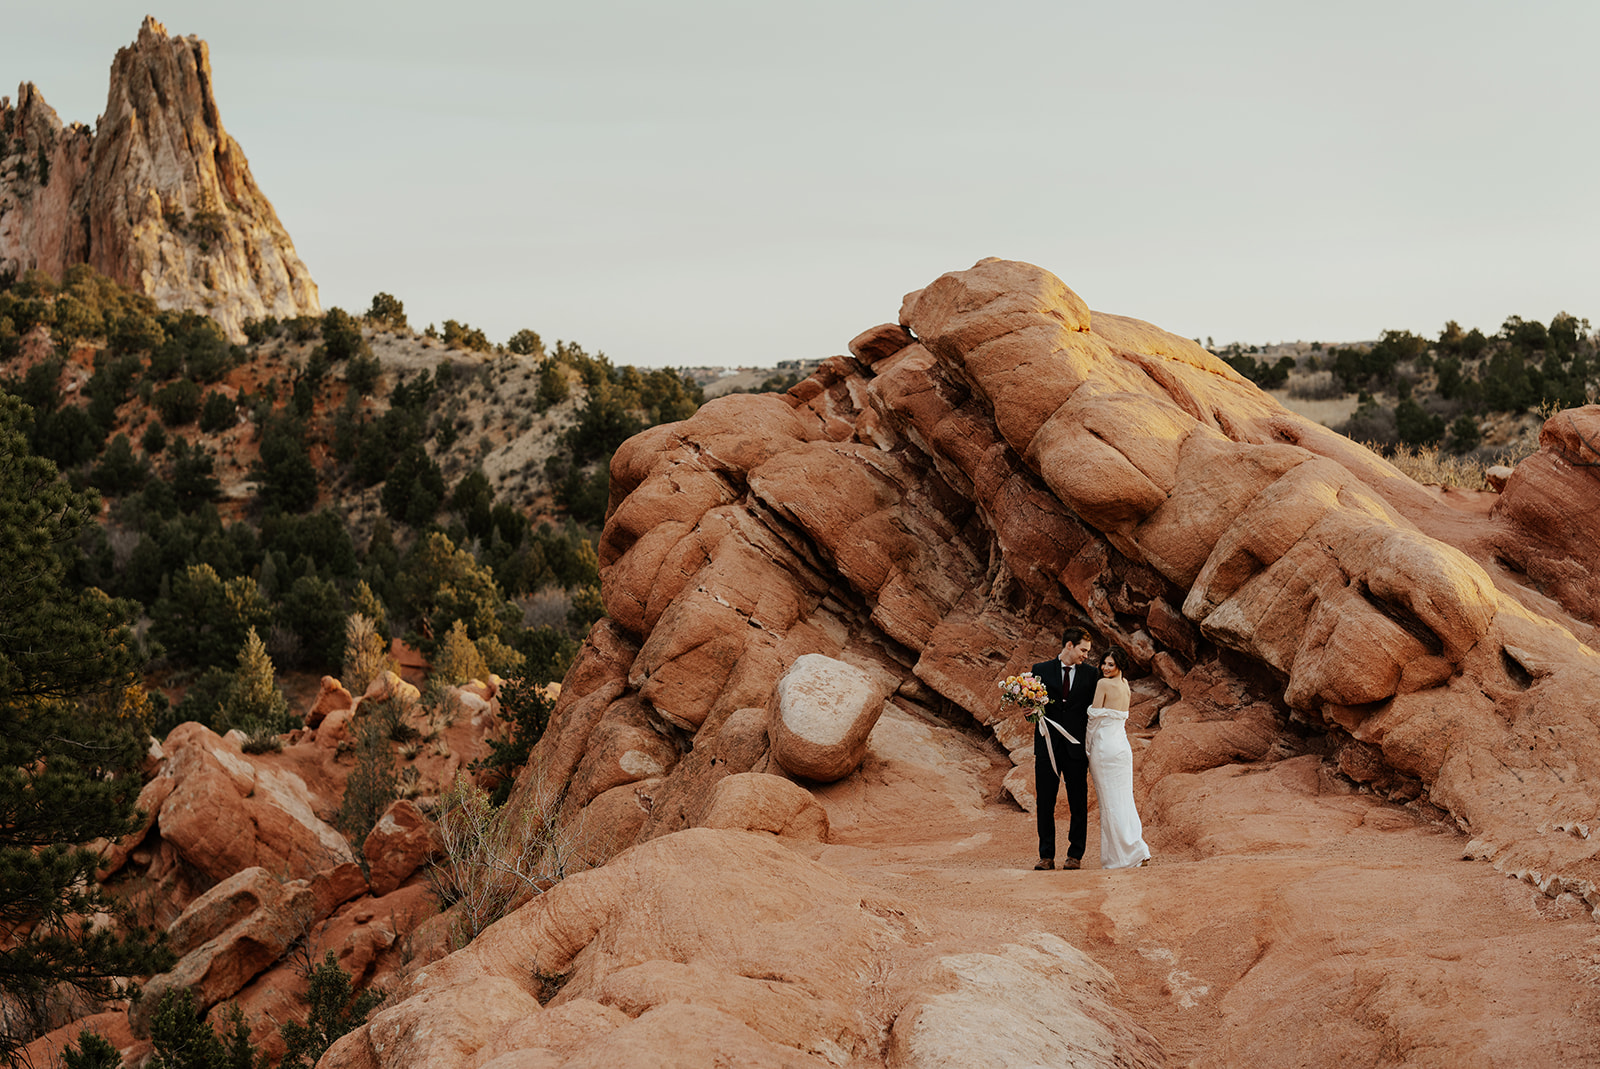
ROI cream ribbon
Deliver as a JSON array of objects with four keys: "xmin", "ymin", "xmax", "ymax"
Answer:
[{"xmin": 1037, "ymin": 715, "xmax": 1081, "ymax": 778}]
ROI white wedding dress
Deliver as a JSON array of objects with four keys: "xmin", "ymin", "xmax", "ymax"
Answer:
[{"xmin": 1085, "ymin": 706, "xmax": 1152, "ymax": 869}]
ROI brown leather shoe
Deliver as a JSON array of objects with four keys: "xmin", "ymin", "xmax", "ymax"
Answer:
[
  {"xmin": 1033, "ymin": 858, "xmax": 1054, "ymax": 870},
  {"xmin": 1061, "ymin": 857, "xmax": 1082, "ymax": 870}
]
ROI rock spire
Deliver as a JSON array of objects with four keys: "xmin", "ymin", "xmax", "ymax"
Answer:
[{"xmin": 0, "ymin": 16, "xmax": 319, "ymax": 339}]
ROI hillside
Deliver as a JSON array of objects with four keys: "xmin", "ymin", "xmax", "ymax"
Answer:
[
  {"xmin": 0, "ymin": 265, "xmax": 713, "ymax": 729},
  {"xmin": 1218, "ymin": 324, "xmax": 1594, "ymax": 484}
]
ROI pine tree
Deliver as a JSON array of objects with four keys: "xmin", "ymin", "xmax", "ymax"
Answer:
[
  {"xmin": 335, "ymin": 709, "xmax": 398, "ymax": 864},
  {"xmin": 278, "ymin": 952, "xmax": 382, "ymax": 1069},
  {"xmin": 340, "ymin": 612, "xmax": 394, "ymax": 698},
  {"xmin": 349, "ymin": 579, "xmax": 389, "ymax": 637},
  {"xmin": 144, "ymin": 988, "xmax": 262, "ymax": 1069},
  {"xmin": 431, "ymin": 620, "xmax": 488, "ymax": 687},
  {"xmin": 0, "ymin": 393, "xmax": 174, "ymax": 1060},
  {"xmin": 222, "ymin": 627, "xmax": 290, "ymax": 736},
  {"xmin": 59, "ymin": 1030, "xmax": 121, "ymax": 1069}
]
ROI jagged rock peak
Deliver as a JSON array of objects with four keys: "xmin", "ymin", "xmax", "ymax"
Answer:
[{"xmin": 0, "ymin": 16, "xmax": 319, "ymax": 340}]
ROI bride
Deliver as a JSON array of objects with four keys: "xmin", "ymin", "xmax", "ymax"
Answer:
[{"xmin": 1086, "ymin": 648, "xmax": 1151, "ymax": 869}]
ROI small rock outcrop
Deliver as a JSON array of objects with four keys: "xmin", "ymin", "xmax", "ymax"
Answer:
[
  {"xmin": 131, "ymin": 867, "xmax": 317, "ymax": 1037},
  {"xmin": 699, "ymin": 772, "xmax": 830, "ymax": 841},
  {"xmin": 0, "ymin": 17, "xmax": 319, "ymax": 338},
  {"xmin": 155, "ymin": 722, "xmax": 356, "ymax": 883},
  {"xmin": 1491, "ymin": 405, "xmax": 1600, "ymax": 624},
  {"xmin": 52, "ymin": 676, "xmax": 509, "ymax": 1062},
  {"xmin": 363, "ymin": 799, "xmax": 444, "ymax": 897}
]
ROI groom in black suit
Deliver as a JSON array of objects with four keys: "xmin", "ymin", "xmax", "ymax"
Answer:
[{"xmin": 1032, "ymin": 627, "xmax": 1096, "ymax": 870}]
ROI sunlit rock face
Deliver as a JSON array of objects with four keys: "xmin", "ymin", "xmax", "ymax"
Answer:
[
  {"xmin": 522, "ymin": 257, "xmax": 1600, "ymax": 907},
  {"xmin": 0, "ymin": 16, "xmax": 319, "ymax": 338},
  {"xmin": 310, "ymin": 259, "xmax": 1600, "ymax": 1069}
]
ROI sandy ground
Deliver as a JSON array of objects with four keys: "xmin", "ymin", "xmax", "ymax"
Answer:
[{"xmin": 802, "ymin": 709, "xmax": 1600, "ymax": 1067}]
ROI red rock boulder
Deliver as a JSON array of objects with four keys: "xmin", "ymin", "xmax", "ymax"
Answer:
[{"xmin": 767, "ymin": 655, "xmax": 891, "ymax": 783}]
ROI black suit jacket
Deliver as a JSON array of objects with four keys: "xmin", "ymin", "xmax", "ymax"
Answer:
[{"xmin": 1032, "ymin": 658, "xmax": 1097, "ymax": 758}]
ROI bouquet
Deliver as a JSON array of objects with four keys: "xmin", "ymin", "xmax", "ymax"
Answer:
[{"xmin": 998, "ymin": 672, "xmax": 1050, "ymax": 724}]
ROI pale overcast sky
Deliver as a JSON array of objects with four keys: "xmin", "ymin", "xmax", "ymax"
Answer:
[{"xmin": 3, "ymin": 2, "xmax": 1597, "ymax": 367}]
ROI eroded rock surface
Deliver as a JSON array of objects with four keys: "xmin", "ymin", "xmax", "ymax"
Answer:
[
  {"xmin": 1491, "ymin": 405, "xmax": 1600, "ymax": 625},
  {"xmin": 329, "ymin": 830, "xmax": 1159, "ymax": 1069},
  {"xmin": 67, "ymin": 259, "xmax": 1600, "ymax": 1066},
  {"xmin": 516, "ymin": 259, "xmax": 1600, "ymax": 911}
]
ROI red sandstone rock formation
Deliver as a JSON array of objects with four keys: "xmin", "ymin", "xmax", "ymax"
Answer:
[
  {"xmin": 508, "ymin": 259, "xmax": 1597, "ymax": 902},
  {"xmin": 0, "ymin": 17, "xmax": 319, "ymax": 339},
  {"xmin": 50, "ymin": 679, "xmax": 500, "ymax": 1065},
  {"xmin": 51, "ymin": 260, "xmax": 1600, "ymax": 1066},
  {"xmin": 1491, "ymin": 405, "xmax": 1600, "ymax": 625},
  {"xmin": 312, "ymin": 260, "xmax": 1600, "ymax": 1067}
]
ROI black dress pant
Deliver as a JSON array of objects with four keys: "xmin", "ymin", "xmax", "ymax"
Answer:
[{"xmin": 1034, "ymin": 728, "xmax": 1088, "ymax": 861}]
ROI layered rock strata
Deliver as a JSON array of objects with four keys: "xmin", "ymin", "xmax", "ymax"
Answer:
[
  {"xmin": 324, "ymin": 258, "xmax": 1600, "ymax": 1068},
  {"xmin": 0, "ymin": 17, "xmax": 319, "ymax": 338},
  {"xmin": 521, "ymin": 257, "xmax": 1599, "ymax": 904}
]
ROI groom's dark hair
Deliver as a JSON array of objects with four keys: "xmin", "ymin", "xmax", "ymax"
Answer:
[{"xmin": 1062, "ymin": 626, "xmax": 1088, "ymax": 647}]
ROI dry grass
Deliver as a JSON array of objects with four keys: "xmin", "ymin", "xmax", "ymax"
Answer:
[
  {"xmin": 431, "ymin": 772, "xmax": 584, "ymax": 950},
  {"xmin": 1375, "ymin": 439, "xmax": 1543, "ymax": 490},
  {"xmin": 1286, "ymin": 370, "xmax": 1345, "ymax": 401},
  {"xmin": 1379, "ymin": 444, "xmax": 1494, "ymax": 489}
]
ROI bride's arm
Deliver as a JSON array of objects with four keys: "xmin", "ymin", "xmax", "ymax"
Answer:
[{"xmin": 1091, "ymin": 678, "xmax": 1109, "ymax": 709}]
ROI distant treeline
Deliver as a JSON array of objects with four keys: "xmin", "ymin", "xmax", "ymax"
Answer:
[{"xmin": 1214, "ymin": 311, "xmax": 1594, "ymax": 453}]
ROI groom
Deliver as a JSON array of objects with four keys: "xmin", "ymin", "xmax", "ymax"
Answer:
[{"xmin": 1032, "ymin": 627, "xmax": 1096, "ymax": 870}]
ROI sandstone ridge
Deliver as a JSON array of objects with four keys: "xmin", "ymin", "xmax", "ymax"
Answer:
[
  {"xmin": 313, "ymin": 259, "xmax": 1600, "ymax": 1068},
  {"xmin": 0, "ymin": 16, "xmax": 319, "ymax": 339},
  {"xmin": 532, "ymin": 256, "xmax": 1599, "ymax": 897}
]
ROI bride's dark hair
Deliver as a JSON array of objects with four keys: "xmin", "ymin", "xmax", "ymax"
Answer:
[{"xmin": 1101, "ymin": 647, "xmax": 1127, "ymax": 673}]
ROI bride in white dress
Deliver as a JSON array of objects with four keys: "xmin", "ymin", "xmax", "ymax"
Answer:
[{"xmin": 1085, "ymin": 648, "xmax": 1151, "ymax": 869}]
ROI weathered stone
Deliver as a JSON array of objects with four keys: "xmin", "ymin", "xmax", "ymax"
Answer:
[
  {"xmin": 890, "ymin": 933, "xmax": 1162, "ymax": 1069},
  {"xmin": 363, "ymin": 800, "xmax": 443, "ymax": 897},
  {"xmin": 848, "ymin": 322, "xmax": 916, "ymax": 364},
  {"xmin": 699, "ymin": 772, "xmax": 829, "ymax": 842},
  {"xmin": 363, "ymin": 670, "xmax": 420, "ymax": 709},
  {"xmin": 132, "ymin": 869, "xmax": 317, "ymax": 1037},
  {"xmin": 767, "ymin": 655, "xmax": 890, "ymax": 783},
  {"xmin": 306, "ymin": 676, "xmax": 354, "ymax": 728},
  {"xmin": 93, "ymin": 772, "xmax": 174, "ymax": 880},
  {"xmin": 157, "ymin": 722, "xmax": 355, "ymax": 882},
  {"xmin": 1491, "ymin": 405, "xmax": 1600, "ymax": 625},
  {"xmin": 165, "ymin": 866, "xmax": 286, "ymax": 956}
]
